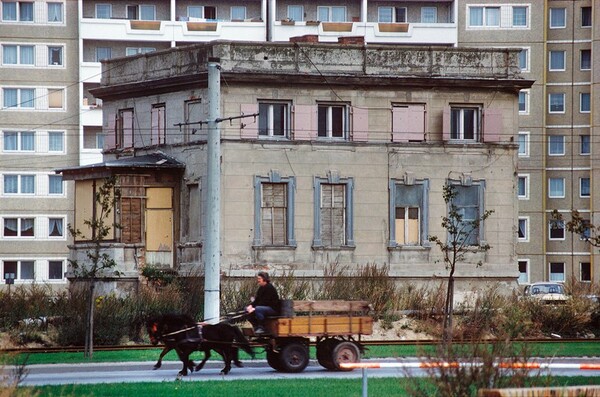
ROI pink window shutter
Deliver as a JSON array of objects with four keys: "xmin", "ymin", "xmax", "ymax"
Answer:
[
  {"xmin": 442, "ymin": 106, "xmax": 451, "ymax": 141},
  {"xmin": 407, "ymin": 105, "xmax": 425, "ymax": 141},
  {"xmin": 151, "ymin": 108, "xmax": 158, "ymax": 145},
  {"xmin": 294, "ymin": 105, "xmax": 317, "ymax": 141},
  {"xmin": 392, "ymin": 106, "xmax": 409, "ymax": 142},
  {"xmin": 483, "ymin": 108, "xmax": 503, "ymax": 143},
  {"xmin": 352, "ymin": 107, "xmax": 368, "ymax": 142},
  {"xmin": 240, "ymin": 104, "xmax": 259, "ymax": 139},
  {"xmin": 105, "ymin": 113, "xmax": 116, "ymax": 149},
  {"xmin": 123, "ymin": 111, "xmax": 134, "ymax": 148}
]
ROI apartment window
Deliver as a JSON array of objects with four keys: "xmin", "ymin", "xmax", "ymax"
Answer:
[
  {"xmin": 96, "ymin": 47, "xmax": 112, "ymax": 61},
  {"xmin": 3, "ymin": 131, "xmax": 34, "ymax": 151},
  {"xmin": 3, "ymin": 218, "xmax": 34, "ymax": 237},
  {"xmin": 581, "ymin": 7, "xmax": 592, "ymax": 27},
  {"xmin": 580, "ymin": 49, "xmax": 591, "ymax": 70},
  {"xmin": 47, "ymin": 2, "xmax": 63, "ymax": 22},
  {"xmin": 550, "ymin": 8, "xmax": 566, "ymax": 28},
  {"xmin": 519, "ymin": 49, "xmax": 529, "ymax": 71},
  {"xmin": 549, "ymin": 51, "xmax": 566, "ymax": 71},
  {"xmin": 512, "ymin": 6, "xmax": 528, "ymax": 27},
  {"xmin": 450, "ymin": 106, "xmax": 479, "ymax": 141},
  {"xmin": 318, "ymin": 6, "xmax": 346, "ymax": 22},
  {"xmin": 580, "ymin": 262, "xmax": 591, "ymax": 282},
  {"xmin": 95, "ymin": 4, "xmax": 111, "ymax": 19},
  {"xmin": 549, "ymin": 220, "xmax": 565, "ymax": 240},
  {"xmin": 48, "ymin": 217, "xmax": 64, "ymax": 237},
  {"xmin": 3, "ymin": 88, "xmax": 34, "ymax": 108},
  {"xmin": 469, "ymin": 6, "xmax": 500, "ymax": 27},
  {"xmin": 230, "ymin": 6, "xmax": 246, "ymax": 20},
  {"xmin": 96, "ymin": 133, "xmax": 104, "ymax": 149},
  {"xmin": 2, "ymin": 44, "xmax": 34, "ymax": 65},
  {"xmin": 150, "ymin": 103, "xmax": 166, "ymax": 145},
  {"xmin": 48, "ymin": 46, "xmax": 62, "ymax": 66},
  {"xmin": 518, "ymin": 132, "xmax": 529, "ymax": 157},
  {"xmin": 580, "ymin": 93, "xmax": 591, "ymax": 113},
  {"xmin": 518, "ymin": 91, "xmax": 528, "ymax": 113},
  {"xmin": 287, "ymin": 5, "xmax": 303, "ymax": 22},
  {"xmin": 313, "ymin": 176, "xmax": 354, "ymax": 248},
  {"xmin": 48, "ymin": 89, "xmax": 64, "ymax": 109},
  {"xmin": 549, "ymin": 262, "xmax": 565, "ymax": 282},
  {"xmin": 139, "ymin": 5, "xmax": 155, "ymax": 21},
  {"xmin": 580, "ymin": 177, "xmax": 590, "ymax": 198},
  {"xmin": 378, "ymin": 7, "xmax": 406, "ymax": 23},
  {"xmin": 318, "ymin": 103, "xmax": 347, "ymax": 139},
  {"xmin": 4, "ymin": 174, "xmax": 34, "ymax": 194},
  {"xmin": 188, "ymin": 6, "xmax": 216, "ymax": 19},
  {"xmin": 548, "ymin": 135, "xmax": 565, "ymax": 156},
  {"xmin": 254, "ymin": 175, "xmax": 296, "ymax": 247},
  {"xmin": 518, "ymin": 175, "xmax": 528, "ymax": 199},
  {"xmin": 390, "ymin": 180, "xmax": 429, "ymax": 247},
  {"xmin": 48, "ymin": 260, "xmax": 63, "ymax": 280},
  {"xmin": 48, "ymin": 175, "xmax": 63, "ymax": 195},
  {"xmin": 518, "ymin": 260, "xmax": 529, "ymax": 284},
  {"xmin": 518, "ymin": 218, "xmax": 528, "ymax": 241},
  {"xmin": 3, "ymin": 260, "xmax": 34, "ymax": 280},
  {"xmin": 449, "ymin": 183, "xmax": 485, "ymax": 246},
  {"xmin": 580, "ymin": 135, "xmax": 590, "ymax": 155},
  {"xmin": 48, "ymin": 131, "xmax": 64, "ymax": 152},
  {"xmin": 258, "ymin": 102, "xmax": 290, "ymax": 138},
  {"xmin": 421, "ymin": 7, "xmax": 437, "ymax": 23},
  {"xmin": 126, "ymin": 5, "xmax": 138, "ymax": 19},
  {"xmin": 548, "ymin": 178, "xmax": 565, "ymax": 198},
  {"xmin": 549, "ymin": 93, "xmax": 565, "ymax": 113},
  {"xmin": 2, "ymin": 1, "xmax": 33, "ymax": 21},
  {"xmin": 125, "ymin": 47, "xmax": 155, "ymax": 56},
  {"xmin": 580, "ymin": 220, "xmax": 592, "ymax": 240}
]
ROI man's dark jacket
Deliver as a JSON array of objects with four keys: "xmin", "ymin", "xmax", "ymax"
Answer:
[{"xmin": 252, "ymin": 282, "xmax": 280, "ymax": 313}]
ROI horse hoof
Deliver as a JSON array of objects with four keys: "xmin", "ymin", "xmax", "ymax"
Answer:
[
  {"xmin": 220, "ymin": 370, "xmax": 230, "ymax": 375},
  {"xmin": 234, "ymin": 361, "xmax": 244, "ymax": 368}
]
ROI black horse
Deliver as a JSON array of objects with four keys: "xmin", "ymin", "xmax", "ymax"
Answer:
[{"xmin": 146, "ymin": 313, "xmax": 254, "ymax": 376}]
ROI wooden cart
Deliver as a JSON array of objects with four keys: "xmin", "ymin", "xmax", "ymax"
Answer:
[{"xmin": 245, "ymin": 300, "xmax": 373, "ymax": 373}]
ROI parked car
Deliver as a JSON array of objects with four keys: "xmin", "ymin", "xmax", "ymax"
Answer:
[{"xmin": 523, "ymin": 282, "xmax": 569, "ymax": 303}]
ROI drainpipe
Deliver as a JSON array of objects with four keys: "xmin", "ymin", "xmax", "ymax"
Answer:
[{"xmin": 204, "ymin": 58, "xmax": 221, "ymax": 324}]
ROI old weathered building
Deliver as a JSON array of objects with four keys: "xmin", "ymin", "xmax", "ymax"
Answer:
[{"xmin": 59, "ymin": 41, "xmax": 532, "ymax": 298}]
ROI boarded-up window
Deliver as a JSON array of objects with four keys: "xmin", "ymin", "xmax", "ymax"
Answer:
[
  {"xmin": 395, "ymin": 184, "xmax": 423, "ymax": 245},
  {"xmin": 392, "ymin": 104, "xmax": 425, "ymax": 142},
  {"xmin": 320, "ymin": 184, "xmax": 345, "ymax": 247},
  {"xmin": 261, "ymin": 183, "xmax": 287, "ymax": 245},
  {"xmin": 48, "ymin": 89, "xmax": 64, "ymax": 109},
  {"xmin": 151, "ymin": 104, "xmax": 166, "ymax": 145},
  {"xmin": 146, "ymin": 187, "xmax": 173, "ymax": 252},
  {"xmin": 119, "ymin": 175, "xmax": 144, "ymax": 244}
]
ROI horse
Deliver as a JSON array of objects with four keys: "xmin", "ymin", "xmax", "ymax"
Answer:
[{"xmin": 146, "ymin": 313, "xmax": 254, "ymax": 376}]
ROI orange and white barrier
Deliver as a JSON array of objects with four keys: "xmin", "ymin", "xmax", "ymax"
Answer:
[{"xmin": 340, "ymin": 361, "xmax": 600, "ymax": 370}]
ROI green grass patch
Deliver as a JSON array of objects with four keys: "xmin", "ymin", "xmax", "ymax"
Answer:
[{"xmin": 17, "ymin": 376, "xmax": 600, "ymax": 397}]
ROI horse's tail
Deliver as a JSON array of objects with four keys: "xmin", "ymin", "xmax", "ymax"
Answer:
[{"xmin": 232, "ymin": 325, "xmax": 255, "ymax": 358}]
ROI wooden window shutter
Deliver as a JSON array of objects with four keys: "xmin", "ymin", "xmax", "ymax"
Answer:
[
  {"xmin": 240, "ymin": 104, "xmax": 259, "ymax": 139},
  {"xmin": 483, "ymin": 108, "xmax": 503, "ymax": 143},
  {"xmin": 293, "ymin": 105, "xmax": 317, "ymax": 140},
  {"xmin": 442, "ymin": 106, "xmax": 451, "ymax": 141},
  {"xmin": 392, "ymin": 105, "xmax": 425, "ymax": 142},
  {"xmin": 351, "ymin": 107, "xmax": 368, "ymax": 142},
  {"xmin": 122, "ymin": 110, "xmax": 134, "ymax": 148},
  {"xmin": 105, "ymin": 113, "xmax": 117, "ymax": 149},
  {"xmin": 261, "ymin": 183, "xmax": 287, "ymax": 245},
  {"xmin": 321, "ymin": 184, "xmax": 345, "ymax": 247}
]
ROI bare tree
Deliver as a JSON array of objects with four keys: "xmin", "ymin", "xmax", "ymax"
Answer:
[
  {"xmin": 68, "ymin": 176, "xmax": 122, "ymax": 358},
  {"xmin": 551, "ymin": 209, "xmax": 599, "ymax": 247},
  {"xmin": 429, "ymin": 184, "xmax": 493, "ymax": 344}
]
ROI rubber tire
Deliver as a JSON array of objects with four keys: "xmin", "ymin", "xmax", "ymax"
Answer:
[
  {"xmin": 316, "ymin": 338, "xmax": 337, "ymax": 370},
  {"xmin": 278, "ymin": 342, "xmax": 309, "ymax": 373},
  {"xmin": 330, "ymin": 341, "xmax": 361, "ymax": 371},
  {"xmin": 266, "ymin": 349, "xmax": 282, "ymax": 371}
]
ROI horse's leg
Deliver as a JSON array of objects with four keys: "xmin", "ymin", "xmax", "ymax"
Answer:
[
  {"xmin": 232, "ymin": 347, "xmax": 243, "ymax": 367},
  {"xmin": 175, "ymin": 347, "xmax": 190, "ymax": 376},
  {"xmin": 221, "ymin": 348, "xmax": 232, "ymax": 375},
  {"xmin": 154, "ymin": 346, "xmax": 171, "ymax": 369},
  {"xmin": 194, "ymin": 348, "xmax": 210, "ymax": 372}
]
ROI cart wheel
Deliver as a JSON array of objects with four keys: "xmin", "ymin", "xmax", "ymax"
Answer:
[
  {"xmin": 266, "ymin": 349, "xmax": 282, "ymax": 371},
  {"xmin": 278, "ymin": 341, "xmax": 309, "ymax": 373},
  {"xmin": 316, "ymin": 338, "xmax": 337, "ymax": 370},
  {"xmin": 331, "ymin": 341, "xmax": 361, "ymax": 371}
]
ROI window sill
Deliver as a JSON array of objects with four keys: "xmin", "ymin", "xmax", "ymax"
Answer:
[
  {"xmin": 387, "ymin": 245, "xmax": 430, "ymax": 251},
  {"xmin": 253, "ymin": 245, "xmax": 296, "ymax": 251},
  {"xmin": 311, "ymin": 245, "xmax": 355, "ymax": 251}
]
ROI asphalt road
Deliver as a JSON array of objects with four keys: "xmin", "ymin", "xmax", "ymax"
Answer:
[{"xmin": 14, "ymin": 358, "xmax": 600, "ymax": 386}]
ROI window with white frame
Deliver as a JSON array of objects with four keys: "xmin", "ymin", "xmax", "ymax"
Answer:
[
  {"xmin": 253, "ymin": 174, "xmax": 296, "ymax": 247},
  {"xmin": 550, "ymin": 8, "xmax": 566, "ymax": 28},
  {"xmin": 259, "ymin": 101, "xmax": 290, "ymax": 138},
  {"xmin": 548, "ymin": 177, "xmax": 565, "ymax": 198},
  {"xmin": 318, "ymin": 103, "xmax": 347, "ymax": 139},
  {"xmin": 518, "ymin": 132, "xmax": 529, "ymax": 157},
  {"xmin": 230, "ymin": 6, "xmax": 246, "ymax": 20},
  {"xmin": 519, "ymin": 49, "xmax": 529, "ymax": 71},
  {"xmin": 449, "ymin": 181, "xmax": 486, "ymax": 246},
  {"xmin": 548, "ymin": 135, "xmax": 565, "ymax": 156},
  {"xmin": 48, "ymin": 217, "xmax": 64, "ymax": 237},
  {"xmin": 580, "ymin": 49, "xmax": 591, "ymax": 70},
  {"xmin": 3, "ymin": 260, "xmax": 34, "ymax": 280},
  {"xmin": 3, "ymin": 131, "xmax": 34, "ymax": 151},
  {"xmin": 580, "ymin": 177, "xmax": 590, "ymax": 198},
  {"xmin": 549, "ymin": 262, "xmax": 565, "ymax": 282},
  {"xmin": 3, "ymin": 88, "xmax": 34, "ymax": 108},
  {"xmin": 518, "ymin": 217, "xmax": 528, "ymax": 241},
  {"xmin": 188, "ymin": 6, "xmax": 216, "ymax": 19},
  {"xmin": 3, "ymin": 174, "xmax": 34, "ymax": 194},
  {"xmin": 48, "ymin": 260, "xmax": 64, "ymax": 280},
  {"xmin": 390, "ymin": 180, "xmax": 429, "ymax": 247},
  {"xmin": 549, "ymin": 219, "xmax": 565, "ymax": 240},
  {"xmin": 549, "ymin": 93, "xmax": 565, "ymax": 113},
  {"xmin": 518, "ymin": 260, "xmax": 529, "ymax": 284},
  {"xmin": 48, "ymin": 131, "xmax": 64, "ymax": 152},
  {"xmin": 287, "ymin": 5, "xmax": 303, "ymax": 22},
  {"xmin": 47, "ymin": 2, "xmax": 63, "ymax": 23},
  {"xmin": 48, "ymin": 46, "xmax": 62, "ymax": 66},
  {"xmin": 581, "ymin": 135, "xmax": 590, "ymax": 155},
  {"xmin": 518, "ymin": 175, "xmax": 528, "ymax": 199},
  {"xmin": 580, "ymin": 219, "xmax": 591, "ymax": 240},
  {"xmin": 95, "ymin": 4, "xmax": 111, "ymax": 19},
  {"xmin": 2, "ymin": 44, "xmax": 34, "ymax": 65},
  {"xmin": 125, "ymin": 47, "xmax": 155, "ymax": 56},
  {"xmin": 2, "ymin": 1, "xmax": 34, "ymax": 22},
  {"xmin": 549, "ymin": 50, "xmax": 566, "ymax": 71},
  {"xmin": 512, "ymin": 6, "xmax": 528, "ymax": 27},
  {"xmin": 313, "ymin": 176, "xmax": 354, "ymax": 248},
  {"xmin": 580, "ymin": 262, "xmax": 591, "ymax": 282},
  {"xmin": 518, "ymin": 91, "xmax": 529, "ymax": 113},
  {"xmin": 139, "ymin": 5, "xmax": 155, "ymax": 20},
  {"xmin": 96, "ymin": 47, "xmax": 112, "ymax": 61},
  {"xmin": 581, "ymin": 6, "xmax": 592, "ymax": 28},
  {"xmin": 3, "ymin": 218, "xmax": 34, "ymax": 237},
  {"xmin": 48, "ymin": 89, "xmax": 64, "ymax": 109},
  {"xmin": 450, "ymin": 106, "xmax": 479, "ymax": 141},
  {"xmin": 317, "ymin": 6, "xmax": 346, "ymax": 22},
  {"xmin": 126, "ymin": 5, "xmax": 138, "ymax": 19},
  {"xmin": 580, "ymin": 93, "xmax": 591, "ymax": 113},
  {"xmin": 469, "ymin": 6, "xmax": 500, "ymax": 27},
  {"xmin": 378, "ymin": 6, "xmax": 406, "ymax": 23},
  {"xmin": 421, "ymin": 7, "xmax": 437, "ymax": 23},
  {"xmin": 48, "ymin": 175, "xmax": 63, "ymax": 195},
  {"xmin": 96, "ymin": 133, "xmax": 104, "ymax": 149}
]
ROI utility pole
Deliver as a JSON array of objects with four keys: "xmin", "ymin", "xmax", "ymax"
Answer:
[{"xmin": 204, "ymin": 58, "xmax": 221, "ymax": 324}]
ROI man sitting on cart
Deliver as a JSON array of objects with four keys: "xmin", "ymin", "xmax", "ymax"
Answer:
[{"xmin": 246, "ymin": 271, "xmax": 280, "ymax": 335}]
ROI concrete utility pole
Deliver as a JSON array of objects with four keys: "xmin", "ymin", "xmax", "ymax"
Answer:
[{"xmin": 204, "ymin": 58, "xmax": 221, "ymax": 323}]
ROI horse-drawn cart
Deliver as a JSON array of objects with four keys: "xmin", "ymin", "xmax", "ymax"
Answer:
[{"xmin": 244, "ymin": 300, "xmax": 373, "ymax": 373}]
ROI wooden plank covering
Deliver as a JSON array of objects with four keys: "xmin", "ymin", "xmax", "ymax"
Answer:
[
  {"xmin": 267, "ymin": 315, "xmax": 373, "ymax": 337},
  {"xmin": 292, "ymin": 300, "xmax": 371, "ymax": 313}
]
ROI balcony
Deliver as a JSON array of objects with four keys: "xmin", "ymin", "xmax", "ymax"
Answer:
[{"xmin": 81, "ymin": 62, "xmax": 101, "ymax": 84}]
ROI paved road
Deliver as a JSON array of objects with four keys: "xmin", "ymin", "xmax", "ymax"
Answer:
[{"xmin": 14, "ymin": 358, "xmax": 600, "ymax": 386}]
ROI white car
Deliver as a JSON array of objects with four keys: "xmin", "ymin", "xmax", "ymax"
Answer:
[{"xmin": 523, "ymin": 282, "xmax": 568, "ymax": 303}]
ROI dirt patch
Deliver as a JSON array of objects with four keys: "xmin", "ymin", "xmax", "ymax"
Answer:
[{"xmin": 363, "ymin": 318, "xmax": 435, "ymax": 341}]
